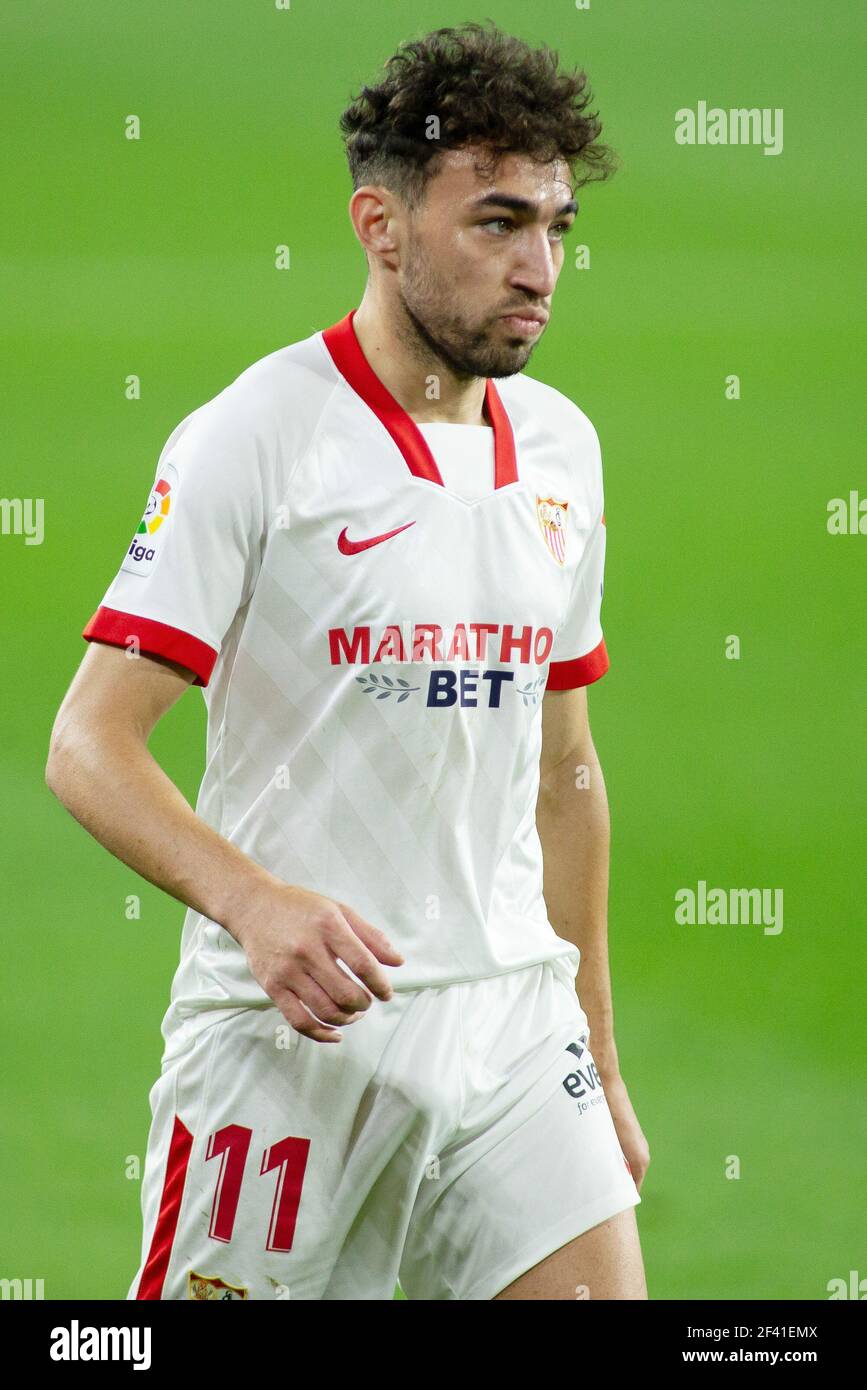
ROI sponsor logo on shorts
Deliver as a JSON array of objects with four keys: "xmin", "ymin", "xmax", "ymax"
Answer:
[
  {"xmin": 188, "ymin": 1271, "xmax": 249, "ymax": 1300},
  {"xmin": 561, "ymin": 1036, "xmax": 607, "ymax": 1112}
]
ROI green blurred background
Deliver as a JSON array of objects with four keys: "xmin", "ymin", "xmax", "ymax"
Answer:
[{"xmin": 1, "ymin": 0, "xmax": 864, "ymax": 1300}]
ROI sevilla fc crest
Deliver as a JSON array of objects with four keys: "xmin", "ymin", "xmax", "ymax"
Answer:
[
  {"xmin": 536, "ymin": 495, "xmax": 569, "ymax": 565},
  {"xmin": 188, "ymin": 1270, "xmax": 249, "ymax": 1300}
]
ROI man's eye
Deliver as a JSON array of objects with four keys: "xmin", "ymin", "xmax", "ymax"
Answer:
[{"xmin": 480, "ymin": 218, "xmax": 575, "ymax": 239}]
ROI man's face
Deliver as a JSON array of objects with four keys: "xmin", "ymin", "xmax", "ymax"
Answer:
[{"xmin": 394, "ymin": 146, "xmax": 576, "ymax": 379}]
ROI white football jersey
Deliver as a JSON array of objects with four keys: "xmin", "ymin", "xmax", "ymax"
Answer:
[{"xmin": 83, "ymin": 309, "xmax": 609, "ymax": 1016}]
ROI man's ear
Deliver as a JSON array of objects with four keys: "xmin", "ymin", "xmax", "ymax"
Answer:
[{"xmin": 349, "ymin": 185, "xmax": 402, "ymax": 266}]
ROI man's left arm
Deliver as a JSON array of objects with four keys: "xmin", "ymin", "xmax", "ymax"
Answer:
[{"xmin": 537, "ymin": 684, "xmax": 650, "ymax": 1188}]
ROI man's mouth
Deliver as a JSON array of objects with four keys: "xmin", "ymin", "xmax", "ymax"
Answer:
[{"xmin": 499, "ymin": 309, "xmax": 549, "ymax": 338}]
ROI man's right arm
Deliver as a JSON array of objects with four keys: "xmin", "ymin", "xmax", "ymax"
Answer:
[{"xmin": 45, "ymin": 642, "xmax": 403, "ymax": 1042}]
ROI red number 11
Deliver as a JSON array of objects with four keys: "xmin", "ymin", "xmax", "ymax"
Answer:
[{"xmin": 206, "ymin": 1124, "xmax": 311, "ymax": 1251}]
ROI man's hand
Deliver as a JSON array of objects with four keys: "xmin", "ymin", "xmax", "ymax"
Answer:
[
  {"xmin": 226, "ymin": 881, "xmax": 405, "ymax": 1044},
  {"xmin": 601, "ymin": 1071, "xmax": 651, "ymax": 1191},
  {"xmin": 46, "ymin": 644, "xmax": 406, "ymax": 1048}
]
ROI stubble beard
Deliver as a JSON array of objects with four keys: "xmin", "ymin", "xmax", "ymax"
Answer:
[{"xmin": 396, "ymin": 240, "xmax": 535, "ymax": 382}]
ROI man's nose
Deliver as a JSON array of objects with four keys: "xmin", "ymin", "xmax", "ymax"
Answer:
[{"xmin": 508, "ymin": 230, "xmax": 558, "ymax": 297}]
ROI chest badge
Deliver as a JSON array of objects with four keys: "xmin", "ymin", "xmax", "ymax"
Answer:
[{"xmin": 536, "ymin": 495, "xmax": 569, "ymax": 565}]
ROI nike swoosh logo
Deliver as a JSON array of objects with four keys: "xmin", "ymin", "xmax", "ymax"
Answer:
[{"xmin": 337, "ymin": 521, "xmax": 415, "ymax": 554}]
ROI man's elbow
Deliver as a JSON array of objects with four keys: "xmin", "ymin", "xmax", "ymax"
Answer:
[
  {"xmin": 45, "ymin": 708, "xmax": 83, "ymax": 803},
  {"xmin": 45, "ymin": 729, "xmax": 69, "ymax": 801},
  {"xmin": 539, "ymin": 739, "xmax": 602, "ymax": 801}
]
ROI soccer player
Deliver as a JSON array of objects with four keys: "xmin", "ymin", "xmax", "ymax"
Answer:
[{"xmin": 46, "ymin": 22, "xmax": 649, "ymax": 1300}]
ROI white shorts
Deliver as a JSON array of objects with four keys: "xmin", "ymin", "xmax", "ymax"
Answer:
[{"xmin": 128, "ymin": 957, "xmax": 640, "ymax": 1301}]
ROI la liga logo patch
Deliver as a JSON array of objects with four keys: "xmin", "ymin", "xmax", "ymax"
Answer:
[
  {"xmin": 121, "ymin": 461, "xmax": 177, "ymax": 576},
  {"xmin": 139, "ymin": 476, "xmax": 172, "ymax": 536}
]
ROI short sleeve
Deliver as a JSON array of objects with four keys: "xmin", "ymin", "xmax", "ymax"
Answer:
[
  {"xmin": 82, "ymin": 393, "xmax": 272, "ymax": 687},
  {"xmin": 546, "ymin": 425, "xmax": 609, "ymax": 691}
]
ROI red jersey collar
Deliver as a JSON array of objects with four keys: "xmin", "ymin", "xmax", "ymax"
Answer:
[{"xmin": 321, "ymin": 308, "xmax": 518, "ymax": 489}]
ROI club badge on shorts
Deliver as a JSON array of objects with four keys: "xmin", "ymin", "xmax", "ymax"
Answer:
[
  {"xmin": 536, "ymin": 494, "xmax": 569, "ymax": 565},
  {"xmin": 187, "ymin": 1271, "xmax": 249, "ymax": 1300}
]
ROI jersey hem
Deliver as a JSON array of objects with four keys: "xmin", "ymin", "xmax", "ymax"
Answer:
[{"xmin": 162, "ymin": 942, "xmax": 583, "ymax": 1044}]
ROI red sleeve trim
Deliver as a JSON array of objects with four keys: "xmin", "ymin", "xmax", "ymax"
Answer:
[
  {"xmin": 82, "ymin": 606, "xmax": 218, "ymax": 687},
  {"xmin": 546, "ymin": 636, "xmax": 609, "ymax": 690}
]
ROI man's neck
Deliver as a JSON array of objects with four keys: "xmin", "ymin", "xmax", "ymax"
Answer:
[{"xmin": 351, "ymin": 296, "xmax": 490, "ymax": 428}]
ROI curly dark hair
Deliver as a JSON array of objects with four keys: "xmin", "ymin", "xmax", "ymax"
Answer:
[{"xmin": 339, "ymin": 20, "xmax": 617, "ymax": 210}]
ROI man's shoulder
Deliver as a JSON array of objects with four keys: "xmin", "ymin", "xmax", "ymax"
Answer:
[
  {"xmin": 204, "ymin": 327, "xmax": 337, "ymax": 429},
  {"xmin": 496, "ymin": 370, "xmax": 603, "ymax": 471},
  {"xmin": 159, "ymin": 328, "xmax": 339, "ymax": 492}
]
